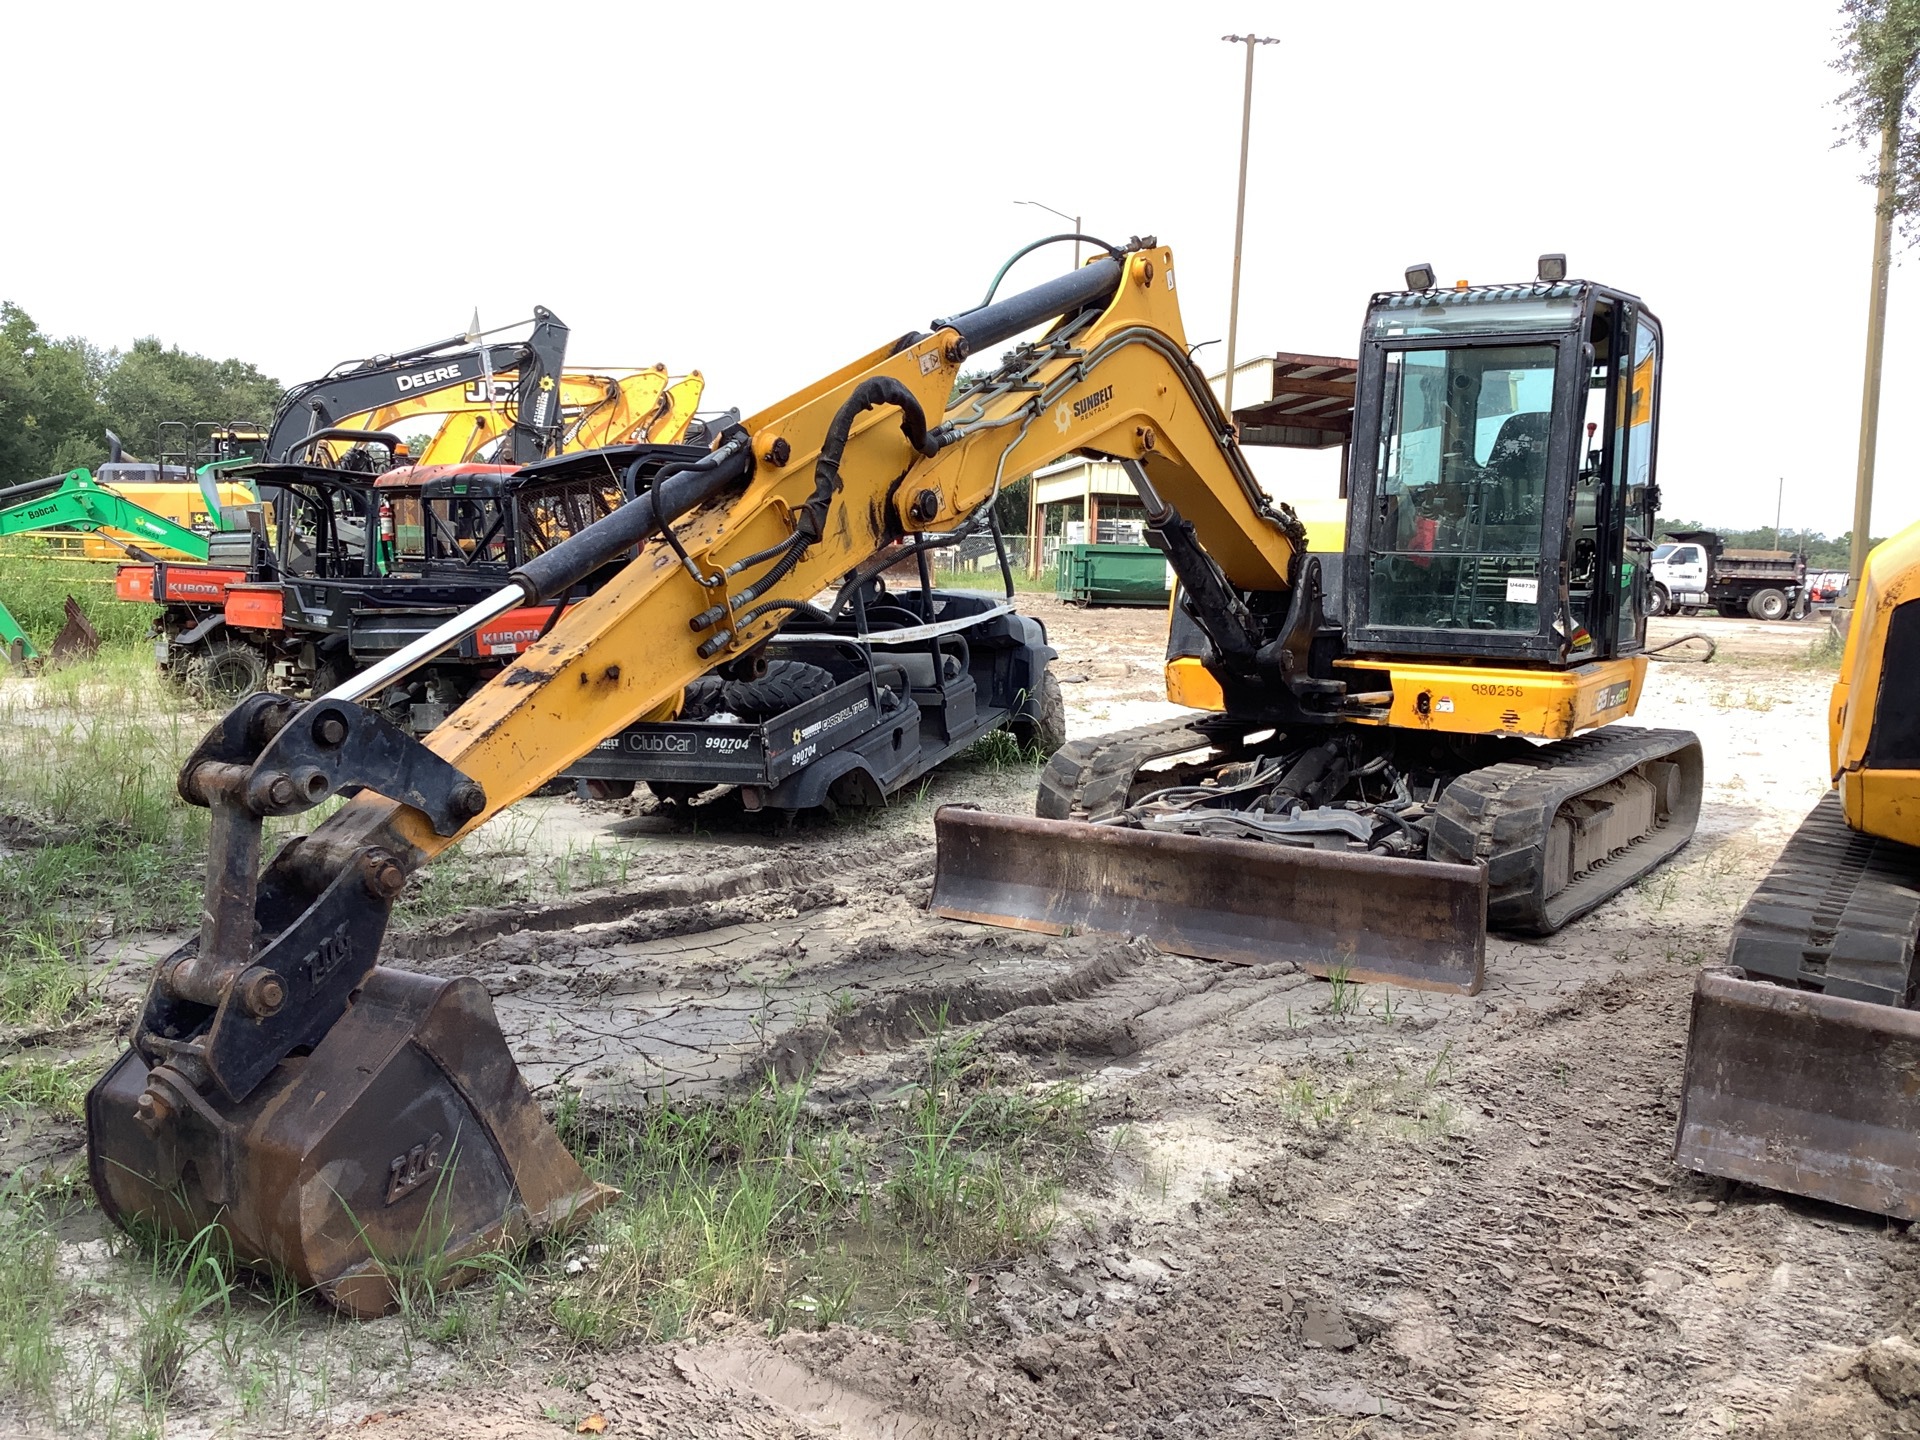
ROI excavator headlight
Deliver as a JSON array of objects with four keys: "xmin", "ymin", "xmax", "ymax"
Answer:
[
  {"xmin": 1537, "ymin": 253, "xmax": 1568, "ymax": 283},
  {"xmin": 1404, "ymin": 262, "xmax": 1436, "ymax": 292}
]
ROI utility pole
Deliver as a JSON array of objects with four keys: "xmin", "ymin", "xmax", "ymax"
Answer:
[
  {"xmin": 1016, "ymin": 199, "xmax": 1082, "ymax": 270},
  {"xmin": 1852, "ymin": 116, "xmax": 1898, "ymax": 583},
  {"xmin": 1774, "ymin": 476, "xmax": 1784, "ymax": 551},
  {"xmin": 1220, "ymin": 32, "xmax": 1279, "ymax": 426}
]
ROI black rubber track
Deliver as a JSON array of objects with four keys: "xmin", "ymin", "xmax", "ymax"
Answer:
[
  {"xmin": 1426, "ymin": 725, "xmax": 1704, "ymax": 935},
  {"xmin": 1036, "ymin": 718, "xmax": 1221, "ymax": 820},
  {"xmin": 1727, "ymin": 789, "xmax": 1920, "ymax": 1006}
]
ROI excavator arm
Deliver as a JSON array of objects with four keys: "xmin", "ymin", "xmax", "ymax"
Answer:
[
  {"xmin": 89, "ymin": 240, "xmax": 1326, "ymax": 1311},
  {"xmin": 0, "ymin": 469, "xmax": 213, "ymax": 561},
  {"xmin": 264, "ymin": 309, "xmax": 571, "ymax": 464},
  {"xmin": 273, "ymin": 242, "xmax": 1308, "ymax": 873}
]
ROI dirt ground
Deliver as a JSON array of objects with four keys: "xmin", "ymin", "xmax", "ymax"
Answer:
[{"xmin": 30, "ymin": 599, "xmax": 1920, "ymax": 1440}]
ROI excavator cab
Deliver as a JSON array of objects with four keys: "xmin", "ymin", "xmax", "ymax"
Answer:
[{"xmin": 1346, "ymin": 275, "xmax": 1661, "ymax": 669}]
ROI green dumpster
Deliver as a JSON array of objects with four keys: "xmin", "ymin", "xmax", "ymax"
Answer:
[{"xmin": 1055, "ymin": 543, "xmax": 1173, "ymax": 606}]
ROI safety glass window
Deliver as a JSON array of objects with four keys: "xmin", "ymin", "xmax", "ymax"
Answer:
[{"xmin": 1367, "ymin": 344, "xmax": 1558, "ymax": 631}]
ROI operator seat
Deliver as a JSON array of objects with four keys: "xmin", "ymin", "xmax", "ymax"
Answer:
[{"xmin": 1485, "ymin": 410, "xmax": 1550, "ymax": 524}]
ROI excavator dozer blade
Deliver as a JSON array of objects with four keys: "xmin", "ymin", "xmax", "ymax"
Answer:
[
  {"xmin": 1675, "ymin": 965, "xmax": 1920, "ymax": 1220},
  {"xmin": 931, "ymin": 807, "xmax": 1487, "ymax": 993},
  {"xmin": 88, "ymin": 968, "xmax": 615, "ymax": 1317}
]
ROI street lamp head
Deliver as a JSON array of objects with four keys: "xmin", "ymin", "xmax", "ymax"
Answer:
[{"xmin": 1221, "ymin": 33, "xmax": 1281, "ymax": 43}]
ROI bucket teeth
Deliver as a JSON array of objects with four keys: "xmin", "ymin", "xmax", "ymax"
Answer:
[{"xmin": 88, "ymin": 968, "xmax": 614, "ymax": 1317}]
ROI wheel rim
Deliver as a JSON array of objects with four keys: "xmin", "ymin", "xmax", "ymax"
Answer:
[{"xmin": 199, "ymin": 653, "xmax": 262, "ymax": 702}]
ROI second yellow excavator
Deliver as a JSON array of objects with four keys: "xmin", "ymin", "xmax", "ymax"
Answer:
[
  {"xmin": 87, "ymin": 237, "xmax": 1702, "ymax": 1312},
  {"xmin": 1676, "ymin": 518, "xmax": 1920, "ymax": 1218},
  {"xmin": 360, "ymin": 367, "xmax": 707, "ymax": 465}
]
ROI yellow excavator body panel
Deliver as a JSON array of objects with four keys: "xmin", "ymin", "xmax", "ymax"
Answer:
[
  {"xmin": 1833, "ymin": 518, "xmax": 1920, "ymax": 847},
  {"xmin": 1334, "ymin": 655, "xmax": 1646, "ymax": 738}
]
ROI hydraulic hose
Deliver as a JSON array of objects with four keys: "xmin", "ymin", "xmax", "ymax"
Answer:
[
  {"xmin": 933, "ymin": 255, "xmax": 1124, "ymax": 354},
  {"xmin": 0, "ymin": 473, "xmax": 72, "ymax": 508},
  {"xmin": 510, "ymin": 428, "xmax": 754, "ymax": 602},
  {"xmin": 975, "ymin": 234, "xmax": 1124, "ymax": 308},
  {"xmin": 799, "ymin": 377, "xmax": 934, "ymax": 542}
]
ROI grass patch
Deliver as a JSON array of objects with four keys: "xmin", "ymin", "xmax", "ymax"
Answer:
[
  {"xmin": 962, "ymin": 726, "xmax": 1050, "ymax": 770},
  {"xmin": 1802, "ymin": 625, "xmax": 1846, "ymax": 670},
  {"xmin": 930, "ymin": 565, "xmax": 1059, "ymax": 595},
  {"xmin": 0, "ymin": 1055, "xmax": 93, "ymax": 1119},
  {"xmin": 0, "ymin": 648, "xmax": 213, "ymax": 1028},
  {"xmin": 0, "ymin": 1201, "xmax": 65, "ymax": 1403},
  {"xmin": 1278, "ymin": 1034, "xmax": 1464, "ymax": 1145},
  {"xmin": 0, "ymin": 542, "xmax": 155, "ymax": 651},
  {"xmin": 554, "ymin": 1024, "xmax": 1086, "ymax": 1343}
]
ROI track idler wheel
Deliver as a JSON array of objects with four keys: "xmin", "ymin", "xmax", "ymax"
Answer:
[{"xmin": 87, "ymin": 969, "xmax": 615, "ymax": 1316}]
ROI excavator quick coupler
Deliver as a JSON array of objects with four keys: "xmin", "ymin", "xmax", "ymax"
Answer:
[{"xmin": 86, "ymin": 692, "xmax": 612, "ymax": 1315}]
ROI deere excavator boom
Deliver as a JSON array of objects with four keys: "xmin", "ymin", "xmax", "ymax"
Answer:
[{"xmin": 264, "ymin": 308, "xmax": 571, "ymax": 465}]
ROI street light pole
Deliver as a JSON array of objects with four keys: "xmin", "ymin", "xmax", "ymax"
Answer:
[
  {"xmin": 1220, "ymin": 33, "xmax": 1279, "ymax": 427},
  {"xmin": 1016, "ymin": 199, "xmax": 1082, "ymax": 269},
  {"xmin": 1852, "ymin": 115, "xmax": 1899, "ymax": 584}
]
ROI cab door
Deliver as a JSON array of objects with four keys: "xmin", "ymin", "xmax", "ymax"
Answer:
[
  {"xmin": 1668, "ymin": 544, "xmax": 1708, "ymax": 604},
  {"xmin": 1607, "ymin": 310, "xmax": 1661, "ymax": 652}
]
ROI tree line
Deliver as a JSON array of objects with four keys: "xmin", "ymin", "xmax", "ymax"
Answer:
[{"xmin": 0, "ymin": 302, "xmax": 281, "ymax": 488}]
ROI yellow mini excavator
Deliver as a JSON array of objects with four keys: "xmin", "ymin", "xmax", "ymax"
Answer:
[
  {"xmin": 354, "ymin": 367, "xmax": 708, "ymax": 465},
  {"xmin": 1676, "ymin": 519, "xmax": 1920, "ymax": 1218},
  {"xmin": 87, "ymin": 238, "xmax": 1702, "ymax": 1312}
]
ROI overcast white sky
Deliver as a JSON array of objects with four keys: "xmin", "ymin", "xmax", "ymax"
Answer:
[{"xmin": 2, "ymin": 0, "xmax": 1912, "ymax": 537}]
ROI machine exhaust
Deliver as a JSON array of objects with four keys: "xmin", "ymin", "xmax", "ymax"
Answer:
[{"xmin": 931, "ymin": 807, "xmax": 1487, "ymax": 993}]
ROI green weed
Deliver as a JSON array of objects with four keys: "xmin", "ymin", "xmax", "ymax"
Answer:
[
  {"xmin": 1325, "ymin": 964, "xmax": 1356, "ymax": 1019},
  {"xmin": 0, "ymin": 1204, "xmax": 64, "ymax": 1402},
  {"xmin": 963, "ymin": 727, "xmax": 1048, "ymax": 769},
  {"xmin": 0, "ymin": 1055, "xmax": 92, "ymax": 1118},
  {"xmin": 0, "ymin": 544, "xmax": 155, "ymax": 650}
]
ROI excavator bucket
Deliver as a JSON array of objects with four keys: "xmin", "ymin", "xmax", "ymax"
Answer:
[
  {"xmin": 1675, "ymin": 966, "xmax": 1920, "ymax": 1220},
  {"xmin": 88, "ymin": 967, "xmax": 614, "ymax": 1317},
  {"xmin": 48, "ymin": 595, "xmax": 99, "ymax": 664},
  {"xmin": 931, "ymin": 807, "xmax": 1487, "ymax": 993}
]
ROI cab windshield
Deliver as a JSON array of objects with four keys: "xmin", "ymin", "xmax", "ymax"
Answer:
[{"xmin": 1366, "ymin": 342, "xmax": 1558, "ymax": 631}]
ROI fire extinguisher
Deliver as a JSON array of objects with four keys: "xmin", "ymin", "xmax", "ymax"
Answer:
[{"xmin": 378, "ymin": 498, "xmax": 396, "ymax": 572}]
